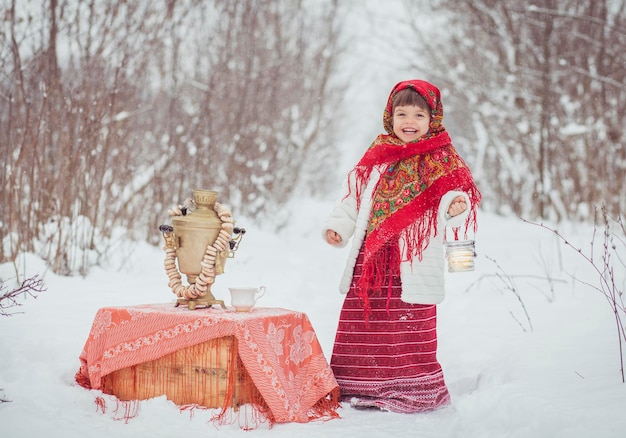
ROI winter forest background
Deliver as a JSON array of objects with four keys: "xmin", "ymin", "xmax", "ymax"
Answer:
[{"xmin": 1, "ymin": 0, "xmax": 625, "ymax": 277}]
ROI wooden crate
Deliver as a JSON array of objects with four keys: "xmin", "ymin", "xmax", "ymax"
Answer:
[{"xmin": 101, "ymin": 336, "xmax": 257, "ymax": 408}]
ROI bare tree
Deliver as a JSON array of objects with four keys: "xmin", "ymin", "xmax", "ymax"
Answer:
[
  {"xmin": 1, "ymin": 0, "xmax": 346, "ymax": 273},
  {"xmin": 401, "ymin": 0, "xmax": 626, "ymax": 222},
  {"xmin": 1, "ymin": 0, "xmax": 185, "ymax": 273},
  {"xmin": 147, "ymin": 0, "xmax": 344, "ymax": 221}
]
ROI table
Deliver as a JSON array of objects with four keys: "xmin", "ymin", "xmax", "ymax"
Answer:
[{"xmin": 75, "ymin": 304, "xmax": 340, "ymax": 424}]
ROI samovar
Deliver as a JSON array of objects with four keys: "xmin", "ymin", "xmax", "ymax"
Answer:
[{"xmin": 159, "ymin": 189, "xmax": 245, "ymax": 310}]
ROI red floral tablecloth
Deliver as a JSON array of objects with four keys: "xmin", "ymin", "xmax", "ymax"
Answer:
[{"xmin": 75, "ymin": 304, "xmax": 339, "ymax": 423}]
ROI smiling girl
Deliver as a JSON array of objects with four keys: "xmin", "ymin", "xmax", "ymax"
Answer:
[{"xmin": 323, "ymin": 79, "xmax": 481, "ymax": 413}]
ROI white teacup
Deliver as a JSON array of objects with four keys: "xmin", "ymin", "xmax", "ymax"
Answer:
[{"xmin": 228, "ymin": 286, "xmax": 266, "ymax": 312}]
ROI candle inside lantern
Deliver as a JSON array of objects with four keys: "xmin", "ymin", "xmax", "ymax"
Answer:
[{"xmin": 445, "ymin": 240, "xmax": 476, "ymax": 272}]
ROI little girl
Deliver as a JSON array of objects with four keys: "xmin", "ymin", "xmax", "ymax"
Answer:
[{"xmin": 323, "ymin": 79, "xmax": 481, "ymax": 412}]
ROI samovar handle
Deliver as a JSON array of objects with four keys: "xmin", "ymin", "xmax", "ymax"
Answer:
[{"xmin": 159, "ymin": 224, "xmax": 176, "ymax": 249}]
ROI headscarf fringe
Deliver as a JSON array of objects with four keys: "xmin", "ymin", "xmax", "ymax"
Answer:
[{"xmin": 355, "ymin": 242, "xmax": 401, "ymax": 323}]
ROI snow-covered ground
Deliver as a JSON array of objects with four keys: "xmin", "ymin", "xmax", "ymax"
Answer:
[{"xmin": 1, "ymin": 198, "xmax": 625, "ymax": 437}]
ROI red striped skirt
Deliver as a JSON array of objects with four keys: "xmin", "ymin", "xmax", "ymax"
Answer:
[{"xmin": 330, "ymin": 244, "xmax": 450, "ymax": 413}]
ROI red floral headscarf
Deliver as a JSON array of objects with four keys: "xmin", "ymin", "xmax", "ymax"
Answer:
[{"xmin": 348, "ymin": 80, "xmax": 481, "ymax": 313}]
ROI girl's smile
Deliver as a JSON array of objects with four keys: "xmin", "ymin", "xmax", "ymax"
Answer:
[{"xmin": 392, "ymin": 104, "xmax": 431, "ymax": 143}]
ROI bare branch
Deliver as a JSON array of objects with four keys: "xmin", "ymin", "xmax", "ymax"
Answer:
[
  {"xmin": 523, "ymin": 206, "xmax": 626, "ymax": 382},
  {"xmin": 0, "ymin": 275, "xmax": 47, "ymax": 316}
]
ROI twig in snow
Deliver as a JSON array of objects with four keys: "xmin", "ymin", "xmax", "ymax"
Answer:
[
  {"xmin": 523, "ymin": 206, "xmax": 626, "ymax": 383},
  {"xmin": 0, "ymin": 275, "xmax": 47, "ymax": 316},
  {"xmin": 464, "ymin": 257, "xmax": 540, "ymax": 332}
]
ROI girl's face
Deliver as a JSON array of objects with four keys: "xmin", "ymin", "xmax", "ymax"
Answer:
[{"xmin": 392, "ymin": 105, "xmax": 431, "ymax": 143}]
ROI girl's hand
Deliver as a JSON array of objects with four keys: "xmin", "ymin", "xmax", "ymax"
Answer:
[
  {"xmin": 447, "ymin": 196, "xmax": 467, "ymax": 217},
  {"xmin": 326, "ymin": 229, "xmax": 342, "ymax": 245}
]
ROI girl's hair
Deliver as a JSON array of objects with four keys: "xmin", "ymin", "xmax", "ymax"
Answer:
[{"xmin": 391, "ymin": 88, "xmax": 430, "ymax": 113}]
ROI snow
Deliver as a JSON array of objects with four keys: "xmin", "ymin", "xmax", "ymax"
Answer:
[{"xmin": 1, "ymin": 199, "xmax": 625, "ymax": 438}]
